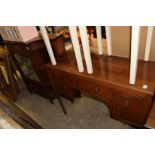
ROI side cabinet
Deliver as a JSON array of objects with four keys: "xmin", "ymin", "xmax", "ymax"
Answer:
[{"xmin": 110, "ymin": 89, "xmax": 153, "ymax": 127}]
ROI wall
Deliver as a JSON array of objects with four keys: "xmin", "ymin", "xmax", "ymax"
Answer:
[{"xmin": 111, "ymin": 26, "xmax": 155, "ymax": 61}]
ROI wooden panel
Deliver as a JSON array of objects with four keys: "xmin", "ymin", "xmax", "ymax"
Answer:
[
  {"xmin": 50, "ymin": 36, "xmax": 66, "ymax": 59},
  {"xmin": 29, "ymin": 48, "xmax": 50, "ymax": 70},
  {"xmin": 6, "ymin": 43, "xmax": 29, "ymax": 57},
  {"xmin": 145, "ymin": 102, "xmax": 155, "ymax": 128},
  {"xmin": 63, "ymin": 73, "xmax": 110, "ymax": 103},
  {"xmin": 111, "ymin": 89, "xmax": 146, "ymax": 126},
  {"xmin": 28, "ymin": 40, "xmax": 46, "ymax": 51},
  {"xmin": 47, "ymin": 68, "xmax": 78, "ymax": 100},
  {"xmin": 36, "ymin": 69, "xmax": 50, "ymax": 85}
]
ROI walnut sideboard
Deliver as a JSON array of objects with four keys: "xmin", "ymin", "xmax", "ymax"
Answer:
[{"xmin": 46, "ymin": 52, "xmax": 155, "ymax": 127}]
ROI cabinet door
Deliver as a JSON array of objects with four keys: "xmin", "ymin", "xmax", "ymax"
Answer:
[
  {"xmin": 47, "ymin": 68, "xmax": 78, "ymax": 100},
  {"xmin": 111, "ymin": 90, "xmax": 145, "ymax": 126}
]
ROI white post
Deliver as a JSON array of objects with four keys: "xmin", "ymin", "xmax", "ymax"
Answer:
[
  {"xmin": 79, "ymin": 26, "xmax": 93, "ymax": 74},
  {"xmin": 69, "ymin": 26, "xmax": 84, "ymax": 72},
  {"xmin": 105, "ymin": 26, "xmax": 112, "ymax": 56},
  {"xmin": 96, "ymin": 26, "xmax": 103, "ymax": 55},
  {"xmin": 129, "ymin": 26, "xmax": 141, "ymax": 85},
  {"xmin": 39, "ymin": 26, "xmax": 56, "ymax": 65},
  {"xmin": 144, "ymin": 26, "xmax": 154, "ymax": 62}
]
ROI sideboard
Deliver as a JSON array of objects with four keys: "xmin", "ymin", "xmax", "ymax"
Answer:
[{"xmin": 46, "ymin": 52, "xmax": 155, "ymax": 127}]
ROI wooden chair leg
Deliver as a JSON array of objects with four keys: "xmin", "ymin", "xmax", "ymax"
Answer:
[
  {"xmin": 56, "ymin": 94, "xmax": 67, "ymax": 115},
  {"xmin": 53, "ymin": 89, "xmax": 67, "ymax": 115}
]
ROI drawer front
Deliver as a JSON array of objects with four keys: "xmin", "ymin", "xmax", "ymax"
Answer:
[
  {"xmin": 7, "ymin": 44, "xmax": 29, "ymax": 57},
  {"xmin": 111, "ymin": 90, "xmax": 145, "ymax": 126},
  {"xmin": 37, "ymin": 69, "xmax": 50, "ymax": 85},
  {"xmin": 63, "ymin": 73, "xmax": 110, "ymax": 102}
]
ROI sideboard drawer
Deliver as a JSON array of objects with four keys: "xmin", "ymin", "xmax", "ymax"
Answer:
[{"xmin": 63, "ymin": 74, "xmax": 110, "ymax": 102}]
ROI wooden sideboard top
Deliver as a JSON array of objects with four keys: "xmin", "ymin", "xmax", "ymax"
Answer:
[{"xmin": 46, "ymin": 51, "xmax": 155, "ymax": 95}]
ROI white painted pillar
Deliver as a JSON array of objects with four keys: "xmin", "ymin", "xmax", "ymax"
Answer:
[
  {"xmin": 96, "ymin": 26, "xmax": 103, "ymax": 55},
  {"xmin": 39, "ymin": 26, "xmax": 56, "ymax": 65},
  {"xmin": 129, "ymin": 26, "xmax": 141, "ymax": 85},
  {"xmin": 79, "ymin": 26, "xmax": 93, "ymax": 74},
  {"xmin": 144, "ymin": 26, "xmax": 154, "ymax": 62},
  {"xmin": 105, "ymin": 26, "xmax": 112, "ymax": 56},
  {"xmin": 69, "ymin": 26, "xmax": 84, "ymax": 72}
]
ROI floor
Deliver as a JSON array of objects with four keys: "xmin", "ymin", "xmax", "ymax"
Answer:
[{"xmin": 13, "ymin": 82, "xmax": 133, "ymax": 129}]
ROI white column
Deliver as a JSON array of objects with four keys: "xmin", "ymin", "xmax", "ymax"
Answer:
[
  {"xmin": 39, "ymin": 26, "xmax": 56, "ymax": 65},
  {"xmin": 144, "ymin": 26, "xmax": 154, "ymax": 62},
  {"xmin": 96, "ymin": 26, "xmax": 103, "ymax": 55},
  {"xmin": 105, "ymin": 26, "xmax": 112, "ymax": 56},
  {"xmin": 69, "ymin": 26, "xmax": 84, "ymax": 72},
  {"xmin": 129, "ymin": 26, "xmax": 141, "ymax": 85},
  {"xmin": 79, "ymin": 26, "xmax": 93, "ymax": 74}
]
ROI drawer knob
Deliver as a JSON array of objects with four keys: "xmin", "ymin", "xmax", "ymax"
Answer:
[
  {"xmin": 112, "ymin": 103, "xmax": 117, "ymax": 107},
  {"xmin": 26, "ymin": 47, "xmax": 29, "ymax": 51},
  {"xmin": 72, "ymin": 81, "xmax": 76, "ymax": 85},
  {"xmin": 94, "ymin": 88, "xmax": 100, "ymax": 93}
]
